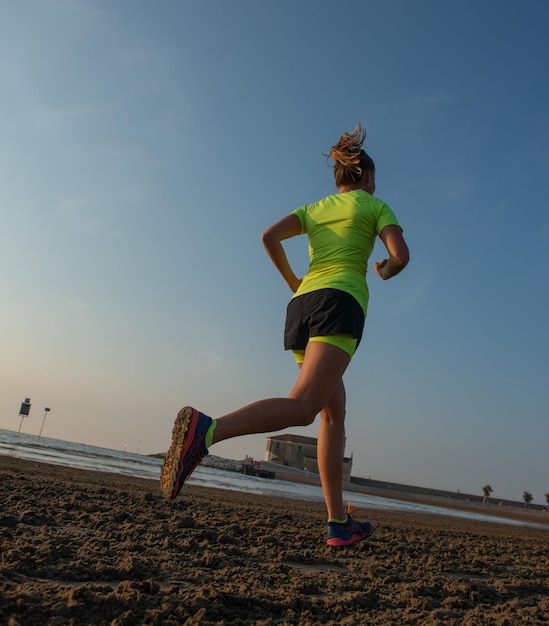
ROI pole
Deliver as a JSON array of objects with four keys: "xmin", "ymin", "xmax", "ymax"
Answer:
[{"xmin": 38, "ymin": 407, "xmax": 51, "ymax": 439}]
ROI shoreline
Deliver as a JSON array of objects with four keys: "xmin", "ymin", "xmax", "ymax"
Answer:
[
  {"xmin": 203, "ymin": 454, "xmax": 549, "ymax": 525},
  {"xmin": 1, "ymin": 455, "xmax": 549, "ymax": 625},
  {"xmin": 272, "ymin": 469, "xmax": 549, "ymax": 528},
  {"xmin": 199, "ymin": 454, "xmax": 549, "ymax": 527}
]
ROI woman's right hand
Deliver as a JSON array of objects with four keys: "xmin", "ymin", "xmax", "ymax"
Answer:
[{"xmin": 374, "ymin": 259, "xmax": 390, "ymax": 280}]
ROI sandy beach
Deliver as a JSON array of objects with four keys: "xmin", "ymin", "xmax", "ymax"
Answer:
[{"xmin": 1, "ymin": 456, "xmax": 548, "ymax": 626}]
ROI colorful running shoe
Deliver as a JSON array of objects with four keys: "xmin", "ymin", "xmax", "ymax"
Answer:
[
  {"xmin": 160, "ymin": 406, "xmax": 212, "ymax": 500},
  {"xmin": 326, "ymin": 515, "xmax": 374, "ymax": 547}
]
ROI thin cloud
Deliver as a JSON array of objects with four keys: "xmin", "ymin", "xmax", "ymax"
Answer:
[
  {"xmin": 30, "ymin": 101, "xmax": 124, "ymax": 134},
  {"xmin": 48, "ymin": 0, "xmax": 105, "ymax": 19},
  {"xmin": 400, "ymin": 277, "xmax": 434, "ymax": 313},
  {"xmin": 61, "ymin": 295, "xmax": 91, "ymax": 330},
  {"xmin": 388, "ymin": 91, "xmax": 454, "ymax": 142},
  {"xmin": 56, "ymin": 196, "xmax": 111, "ymax": 235},
  {"xmin": 410, "ymin": 371, "xmax": 547, "ymax": 386}
]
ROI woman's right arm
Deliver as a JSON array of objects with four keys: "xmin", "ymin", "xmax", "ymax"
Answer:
[
  {"xmin": 374, "ymin": 224, "xmax": 410, "ymax": 280},
  {"xmin": 261, "ymin": 214, "xmax": 303, "ymax": 292}
]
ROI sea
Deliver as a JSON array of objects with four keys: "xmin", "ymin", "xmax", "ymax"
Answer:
[{"xmin": 1, "ymin": 428, "xmax": 547, "ymax": 530}]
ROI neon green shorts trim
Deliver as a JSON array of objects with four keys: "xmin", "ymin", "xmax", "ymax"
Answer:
[{"xmin": 292, "ymin": 335, "xmax": 358, "ymax": 364}]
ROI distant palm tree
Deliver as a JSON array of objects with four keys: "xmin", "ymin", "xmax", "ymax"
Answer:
[
  {"xmin": 482, "ymin": 484, "xmax": 493, "ymax": 503},
  {"xmin": 523, "ymin": 491, "xmax": 534, "ymax": 508},
  {"xmin": 545, "ymin": 493, "xmax": 549, "ymax": 505}
]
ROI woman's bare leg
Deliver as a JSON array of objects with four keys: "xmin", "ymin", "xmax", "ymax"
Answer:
[
  {"xmin": 211, "ymin": 342, "xmax": 350, "ymax": 444},
  {"xmin": 210, "ymin": 341, "xmax": 350, "ymax": 520},
  {"xmin": 317, "ymin": 379, "xmax": 347, "ymax": 520}
]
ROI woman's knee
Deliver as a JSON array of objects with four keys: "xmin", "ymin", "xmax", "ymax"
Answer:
[{"xmin": 290, "ymin": 398, "xmax": 319, "ymax": 426}]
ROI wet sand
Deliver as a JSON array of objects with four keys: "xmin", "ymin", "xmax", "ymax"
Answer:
[{"xmin": 1, "ymin": 456, "xmax": 548, "ymax": 625}]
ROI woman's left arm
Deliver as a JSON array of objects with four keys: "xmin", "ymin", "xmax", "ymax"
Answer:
[
  {"xmin": 261, "ymin": 214, "xmax": 303, "ymax": 292},
  {"xmin": 374, "ymin": 224, "xmax": 410, "ymax": 280}
]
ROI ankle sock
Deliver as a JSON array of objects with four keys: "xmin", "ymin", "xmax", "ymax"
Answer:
[
  {"xmin": 205, "ymin": 419, "xmax": 217, "ymax": 448},
  {"xmin": 328, "ymin": 514, "xmax": 348, "ymax": 524}
]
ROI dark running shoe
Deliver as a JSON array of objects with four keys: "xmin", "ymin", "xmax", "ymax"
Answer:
[
  {"xmin": 160, "ymin": 406, "xmax": 212, "ymax": 500},
  {"xmin": 326, "ymin": 515, "xmax": 375, "ymax": 547}
]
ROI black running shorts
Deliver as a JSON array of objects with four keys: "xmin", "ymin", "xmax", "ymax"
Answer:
[{"xmin": 284, "ymin": 288, "xmax": 365, "ymax": 351}]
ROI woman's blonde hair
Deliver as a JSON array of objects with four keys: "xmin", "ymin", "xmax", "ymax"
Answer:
[{"xmin": 329, "ymin": 123, "xmax": 375, "ymax": 187}]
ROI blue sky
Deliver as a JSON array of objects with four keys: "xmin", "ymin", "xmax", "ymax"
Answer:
[{"xmin": 1, "ymin": 1, "xmax": 547, "ymax": 503}]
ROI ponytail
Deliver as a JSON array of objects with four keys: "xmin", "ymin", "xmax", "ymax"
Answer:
[{"xmin": 329, "ymin": 123, "xmax": 375, "ymax": 187}]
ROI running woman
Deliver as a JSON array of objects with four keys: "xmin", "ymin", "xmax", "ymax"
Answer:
[{"xmin": 161, "ymin": 124, "xmax": 409, "ymax": 547}]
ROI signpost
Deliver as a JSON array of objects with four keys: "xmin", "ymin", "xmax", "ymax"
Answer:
[{"xmin": 17, "ymin": 398, "xmax": 32, "ymax": 435}]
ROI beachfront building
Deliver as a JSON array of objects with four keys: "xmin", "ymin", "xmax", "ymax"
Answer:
[{"xmin": 264, "ymin": 434, "xmax": 353, "ymax": 482}]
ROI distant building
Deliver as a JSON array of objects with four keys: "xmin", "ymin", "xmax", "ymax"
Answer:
[{"xmin": 264, "ymin": 434, "xmax": 353, "ymax": 482}]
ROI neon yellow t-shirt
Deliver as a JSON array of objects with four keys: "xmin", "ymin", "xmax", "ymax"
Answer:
[{"xmin": 292, "ymin": 190, "xmax": 401, "ymax": 314}]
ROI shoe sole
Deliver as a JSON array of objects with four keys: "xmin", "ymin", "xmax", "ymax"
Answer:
[
  {"xmin": 326, "ymin": 524, "xmax": 375, "ymax": 547},
  {"xmin": 160, "ymin": 406, "xmax": 198, "ymax": 500}
]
